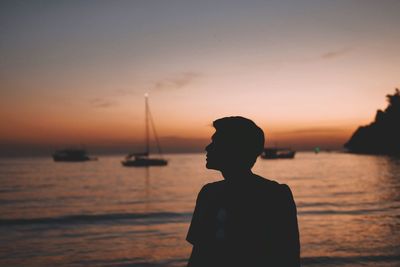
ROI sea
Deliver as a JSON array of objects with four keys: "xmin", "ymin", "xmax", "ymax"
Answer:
[{"xmin": 0, "ymin": 152, "xmax": 399, "ymax": 267}]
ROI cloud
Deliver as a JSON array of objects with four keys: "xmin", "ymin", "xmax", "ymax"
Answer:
[
  {"xmin": 89, "ymin": 98, "xmax": 118, "ymax": 108},
  {"xmin": 152, "ymin": 72, "xmax": 201, "ymax": 91},
  {"xmin": 321, "ymin": 48, "xmax": 352, "ymax": 59},
  {"xmin": 113, "ymin": 89, "xmax": 139, "ymax": 97}
]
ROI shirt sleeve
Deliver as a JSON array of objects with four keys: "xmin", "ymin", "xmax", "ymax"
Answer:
[
  {"xmin": 273, "ymin": 184, "xmax": 301, "ymax": 266},
  {"xmin": 186, "ymin": 185, "xmax": 208, "ymax": 245}
]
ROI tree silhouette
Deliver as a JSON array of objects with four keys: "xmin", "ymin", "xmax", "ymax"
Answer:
[{"xmin": 344, "ymin": 89, "xmax": 400, "ymax": 155}]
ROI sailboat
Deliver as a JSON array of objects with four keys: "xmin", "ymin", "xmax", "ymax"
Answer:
[{"xmin": 121, "ymin": 94, "xmax": 168, "ymax": 167}]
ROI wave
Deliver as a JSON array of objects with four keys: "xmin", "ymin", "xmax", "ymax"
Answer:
[
  {"xmin": 298, "ymin": 207, "xmax": 389, "ymax": 215},
  {"xmin": 70, "ymin": 257, "xmax": 188, "ymax": 267},
  {"xmin": 0, "ymin": 211, "xmax": 192, "ymax": 226},
  {"xmin": 302, "ymin": 254, "xmax": 400, "ymax": 265},
  {"xmin": 297, "ymin": 201, "xmax": 384, "ymax": 208},
  {"xmin": 70, "ymin": 254, "xmax": 400, "ymax": 266},
  {"xmin": 2, "ymin": 207, "xmax": 395, "ymax": 226}
]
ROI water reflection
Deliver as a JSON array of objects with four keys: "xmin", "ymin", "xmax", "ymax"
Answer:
[
  {"xmin": 257, "ymin": 153, "xmax": 400, "ymax": 265},
  {"xmin": 0, "ymin": 153, "xmax": 399, "ymax": 266}
]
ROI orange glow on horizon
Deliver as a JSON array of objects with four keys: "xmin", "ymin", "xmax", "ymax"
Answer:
[{"xmin": 0, "ymin": 105, "xmax": 358, "ymax": 151}]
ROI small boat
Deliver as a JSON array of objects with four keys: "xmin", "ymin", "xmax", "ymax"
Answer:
[
  {"xmin": 52, "ymin": 149, "xmax": 97, "ymax": 162},
  {"xmin": 122, "ymin": 94, "xmax": 168, "ymax": 167},
  {"xmin": 122, "ymin": 153, "xmax": 167, "ymax": 167},
  {"xmin": 261, "ymin": 148, "xmax": 296, "ymax": 159}
]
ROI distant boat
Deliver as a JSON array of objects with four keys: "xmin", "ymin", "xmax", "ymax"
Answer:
[
  {"xmin": 122, "ymin": 94, "xmax": 168, "ymax": 167},
  {"xmin": 52, "ymin": 149, "xmax": 97, "ymax": 162},
  {"xmin": 261, "ymin": 148, "xmax": 296, "ymax": 159}
]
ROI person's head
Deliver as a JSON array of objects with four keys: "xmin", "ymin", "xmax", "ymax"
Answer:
[{"xmin": 205, "ymin": 116, "xmax": 265, "ymax": 172}]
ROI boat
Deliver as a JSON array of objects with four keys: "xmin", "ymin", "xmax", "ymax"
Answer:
[
  {"xmin": 52, "ymin": 149, "xmax": 97, "ymax": 162},
  {"xmin": 260, "ymin": 148, "xmax": 296, "ymax": 159},
  {"xmin": 122, "ymin": 153, "xmax": 167, "ymax": 167},
  {"xmin": 122, "ymin": 94, "xmax": 168, "ymax": 167}
]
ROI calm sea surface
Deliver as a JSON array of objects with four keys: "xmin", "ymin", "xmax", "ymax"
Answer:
[{"xmin": 0, "ymin": 152, "xmax": 399, "ymax": 267}]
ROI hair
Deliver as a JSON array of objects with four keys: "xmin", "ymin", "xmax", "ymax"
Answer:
[{"xmin": 213, "ymin": 116, "xmax": 265, "ymax": 168}]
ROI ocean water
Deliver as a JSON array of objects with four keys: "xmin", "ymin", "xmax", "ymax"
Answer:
[{"xmin": 0, "ymin": 152, "xmax": 399, "ymax": 267}]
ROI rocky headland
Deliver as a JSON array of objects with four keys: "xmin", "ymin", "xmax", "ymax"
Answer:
[{"xmin": 344, "ymin": 89, "xmax": 400, "ymax": 155}]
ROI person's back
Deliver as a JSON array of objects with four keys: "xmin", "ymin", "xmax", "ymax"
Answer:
[{"xmin": 186, "ymin": 117, "xmax": 300, "ymax": 267}]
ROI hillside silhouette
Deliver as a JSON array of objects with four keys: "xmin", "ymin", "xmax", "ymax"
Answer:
[{"xmin": 344, "ymin": 89, "xmax": 400, "ymax": 155}]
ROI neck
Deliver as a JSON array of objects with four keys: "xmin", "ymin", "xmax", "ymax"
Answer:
[{"xmin": 221, "ymin": 168, "xmax": 254, "ymax": 182}]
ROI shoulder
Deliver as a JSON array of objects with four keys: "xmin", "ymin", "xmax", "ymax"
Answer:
[
  {"xmin": 254, "ymin": 175, "xmax": 294, "ymax": 199},
  {"xmin": 254, "ymin": 175, "xmax": 288, "ymax": 190},
  {"xmin": 194, "ymin": 180, "xmax": 228, "ymax": 204},
  {"xmin": 198, "ymin": 180, "xmax": 225, "ymax": 195}
]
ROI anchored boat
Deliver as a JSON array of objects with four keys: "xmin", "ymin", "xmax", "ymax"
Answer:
[
  {"xmin": 261, "ymin": 148, "xmax": 296, "ymax": 159},
  {"xmin": 122, "ymin": 94, "xmax": 168, "ymax": 167},
  {"xmin": 52, "ymin": 149, "xmax": 97, "ymax": 162}
]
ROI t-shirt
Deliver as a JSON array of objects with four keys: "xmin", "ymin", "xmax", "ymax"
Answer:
[{"xmin": 186, "ymin": 175, "xmax": 300, "ymax": 267}]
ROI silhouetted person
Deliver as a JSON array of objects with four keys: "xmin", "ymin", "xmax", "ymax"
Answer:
[{"xmin": 187, "ymin": 117, "xmax": 300, "ymax": 267}]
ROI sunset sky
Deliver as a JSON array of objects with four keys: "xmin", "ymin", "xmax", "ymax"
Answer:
[{"xmin": 1, "ymin": 0, "xmax": 400, "ymax": 155}]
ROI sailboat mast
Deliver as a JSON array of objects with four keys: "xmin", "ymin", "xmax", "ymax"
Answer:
[{"xmin": 145, "ymin": 94, "xmax": 149, "ymax": 156}]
